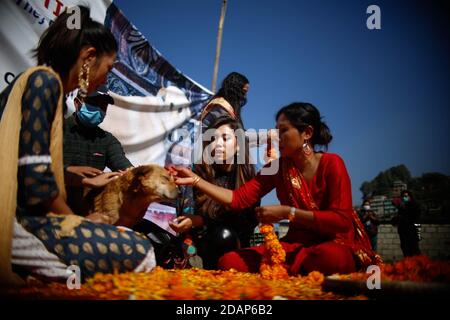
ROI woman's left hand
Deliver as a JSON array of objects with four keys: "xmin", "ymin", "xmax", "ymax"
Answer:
[
  {"xmin": 168, "ymin": 216, "xmax": 193, "ymax": 233},
  {"xmin": 255, "ymin": 205, "xmax": 289, "ymax": 224}
]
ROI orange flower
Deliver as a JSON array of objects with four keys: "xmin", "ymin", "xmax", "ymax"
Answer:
[
  {"xmin": 259, "ymin": 223, "xmax": 289, "ymax": 280},
  {"xmin": 167, "ymin": 286, "xmax": 196, "ymax": 300},
  {"xmin": 6, "ymin": 267, "xmax": 372, "ymax": 300}
]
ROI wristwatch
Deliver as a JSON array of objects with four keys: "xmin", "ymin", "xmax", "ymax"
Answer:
[{"xmin": 288, "ymin": 207, "xmax": 296, "ymax": 222}]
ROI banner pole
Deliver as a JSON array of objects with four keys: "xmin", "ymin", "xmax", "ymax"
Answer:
[{"xmin": 211, "ymin": 0, "xmax": 228, "ymax": 93}]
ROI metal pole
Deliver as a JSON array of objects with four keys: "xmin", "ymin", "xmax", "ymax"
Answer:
[{"xmin": 212, "ymin": 0, "xmax": 228, "ymax": 93}]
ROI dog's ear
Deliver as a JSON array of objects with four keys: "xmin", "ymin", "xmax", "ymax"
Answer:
[{"xmin": 130, "ymin": 166, "xmax": 154, "ymax": 193}]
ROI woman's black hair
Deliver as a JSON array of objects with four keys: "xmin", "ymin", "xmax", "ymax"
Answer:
[
  {"xmin": 195, "ymin": 116, "xmax": 256, "ymax": 220},
  {"xmin": 215, "ymin": 72, "xmax": 249, "ymax": 117},
  {"xmin": 34, "ymin": 6, "xmax": 117, "ymax": 78},
  {"xmin": 208, "ymin": 115, "xmax": 242, "ymax": 133},
  {"xmin": 276, "ymin": 102, "xmax": 333, "ymax": 149}
]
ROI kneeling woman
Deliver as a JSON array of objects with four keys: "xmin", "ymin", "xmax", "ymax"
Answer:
[
  {"xmin": 170, "ymin": 117, "xmax": 258, "ymax": 269},
  {"xmin": 0, "ymin": 7, "xmax": 155, "ymax": 285},
  {"xmin": 170, "ymin": 103, "xmax": 381, "ymax": 275}
]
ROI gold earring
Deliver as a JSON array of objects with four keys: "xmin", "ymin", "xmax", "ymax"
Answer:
[
  {"xmin": 302, "ymin": 140, "xmax": 313, "ymax": 156},
  {"xmin": 78, "ymin": 60, "xmax": 90, "ymax": 100}
]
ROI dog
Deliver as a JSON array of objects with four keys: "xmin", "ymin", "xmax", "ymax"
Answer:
[{"xmin": 87, "ymin": 165, "xmax": 179, "ymax": 228}]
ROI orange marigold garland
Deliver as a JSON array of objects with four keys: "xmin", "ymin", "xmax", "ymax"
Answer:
[{"xmin": 259, "ymin": 223, "xmax": 289, "ymax": 280}]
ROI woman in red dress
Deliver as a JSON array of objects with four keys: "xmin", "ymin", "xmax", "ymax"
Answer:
[{"xmin": 170, "ymin": 102, "xmax": 381, "ymax": 275}]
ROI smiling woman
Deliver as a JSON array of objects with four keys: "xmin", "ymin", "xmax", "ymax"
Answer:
[{"xmin": 172, "ymin": 116, "xmax": 258, "ymax": 269}]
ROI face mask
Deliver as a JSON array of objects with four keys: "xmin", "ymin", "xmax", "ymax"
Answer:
[
  {"xmin": 240, "ymin": 95, "xmax": 247, "ymax": 108},
  {"xmin": 403, "ymin": 196, "xmax": 410, "ymax": 203},
  {"xmin": 76, "ymin": 103, "xmax": 106, "ymax": 127},
  {"xmin": 239, "ymin": 91, "xmax": 247, "ymax": 108},
  {"xmin": 363, "ymin": 205, "xmax": 370, "ymax": 210}
]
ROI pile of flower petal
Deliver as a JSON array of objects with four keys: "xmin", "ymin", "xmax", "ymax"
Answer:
[
  {"xmin": 9, "ymin": 267, "xmax": 365, "ymax": 300},
  {"xmin": 7, "ymin": 256, "xmax": 450, "ymax": 300},
  {"xmin": 334, "ymin": 255, "xmax": 450, "ymax": 283}
]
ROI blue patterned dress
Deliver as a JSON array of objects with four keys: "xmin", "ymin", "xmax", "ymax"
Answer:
[{"xmin": 0, "ymin": 70, "xmax": 154, "ymax": 280}]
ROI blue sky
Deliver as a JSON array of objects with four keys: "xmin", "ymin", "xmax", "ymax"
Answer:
[{"xmin": 114, "ymin": 0, "xmax": 450, "ymax": 205}]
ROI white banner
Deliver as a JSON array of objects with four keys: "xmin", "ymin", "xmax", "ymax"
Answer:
[{"xmin": 0, "ymin": 0, "xmax": 212, "ymax": 167}]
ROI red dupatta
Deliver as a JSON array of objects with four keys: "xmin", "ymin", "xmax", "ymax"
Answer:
[{"xmin": 282, "ymin": 159, "xmax": 382, "ymax": 270}]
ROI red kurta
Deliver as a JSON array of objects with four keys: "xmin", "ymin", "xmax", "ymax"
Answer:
[{"xmin": 218, "ymin": 153, "xmax": 362, "ymax": 275}]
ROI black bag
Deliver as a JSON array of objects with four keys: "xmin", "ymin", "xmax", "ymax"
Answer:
[{"xmin": 133, "ymin": 220, "xmax": 188, "ymax": 269}]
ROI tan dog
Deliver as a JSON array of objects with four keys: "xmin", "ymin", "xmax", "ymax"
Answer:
[{"xmin": 88, "ymin": 165, "xmax": 179, "ymax": 228}]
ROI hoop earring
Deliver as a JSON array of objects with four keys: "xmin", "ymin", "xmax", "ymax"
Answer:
[
  {"xmin": 78, "ymin": 60, "xmax": 90, "ymax": 101},
  {"xmin": 302, "ymin": 140, "xmax": 313, "ymax": 156}
]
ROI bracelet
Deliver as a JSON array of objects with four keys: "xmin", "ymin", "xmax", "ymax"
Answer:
[
  {"xmin": 288, "ymin": 207, "xmax": 296, "ymax": 222},
  {"xmin": 192, "ymin": 175, "xmax": 201, "ymax": 187}
]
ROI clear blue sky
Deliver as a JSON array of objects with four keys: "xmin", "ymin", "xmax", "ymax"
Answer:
[{"xmin": 114, "ymin": 0, "xmax": 450, "ymax": 205}]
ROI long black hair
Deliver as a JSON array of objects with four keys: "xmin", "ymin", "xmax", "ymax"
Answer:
[
  {"xmin": 34, "ymin": 6, "xmax": 117, "ymax": 79},
  {"xmin": 214, "ymin": 72, "xmax": 249, "ymax": 118},
  {"xmin": 276, "ymin": 102, "xmax": 333, "ymax": 150},
  {"xmin": 195, "ymin": 116, "xmax": 255, "ymax": 219}
]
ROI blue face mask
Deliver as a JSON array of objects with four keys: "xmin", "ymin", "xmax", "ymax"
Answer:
[
  {"xmin": 240, "ymin": 96, "xmax": 248, "ymax": 108},
  {"xmin": 403, "ymin": 196, "xmax": 410, "ymax": 203},
  {"xmin": 76, "ymin": 103, "xmax": 106, "ymax": 127}
]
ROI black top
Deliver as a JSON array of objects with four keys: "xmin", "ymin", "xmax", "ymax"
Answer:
[
  {"xmin": 63, "ymin": 114, "xmax": 132, "ymax": 171},
  {"xmin": 396, "ymin": 201, "xmax": 421, "ymax": 226},
  {"xmin": 194, "ymin": 166, "xmax": 259, "ymax": 247}
]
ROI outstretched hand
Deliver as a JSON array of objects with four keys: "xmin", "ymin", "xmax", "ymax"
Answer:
[{"xmin": 166, "ymin": 165, "xmax": 198, "ymax": 186}]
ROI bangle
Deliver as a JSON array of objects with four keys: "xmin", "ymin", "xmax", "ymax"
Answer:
[
  {"xmin": 288, "ymin": 207, "xmax": 296, "ymax": 222},
  {"xmin": 192, "ymin": 175, "xmax": 201, "ymax": 187}
]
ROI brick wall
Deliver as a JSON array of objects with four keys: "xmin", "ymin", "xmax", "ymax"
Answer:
[
  {"xmin": 256, "ymin": 223, "xmax": 450, "ymax": 262},
  {"xmin": 377, "ymin": 224, "xmax": 450, "ymax": 262}
]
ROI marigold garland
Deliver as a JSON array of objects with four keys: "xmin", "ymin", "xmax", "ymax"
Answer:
[{"xmin": 259, "ymin": 223, "xmax": 289, "ymax": 280}]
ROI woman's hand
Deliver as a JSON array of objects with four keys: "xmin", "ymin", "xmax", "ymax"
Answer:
[
  {"xmin": 166, "ymin": 166, "xmax": 199, "ymax": 186},
  {"xmin": 265, "ymin": 129, "xmax": 280, "ymax": 162},
  {"xmin": 167, "ymin": 165, "xmax": 233, "ymax": 205},
  {"xmin": 117, "ymin": 167, "xmax": 133, "ymax": 174},
  {"xmin": 82, "ymin": 172, "xmax": 122, "ymax": 188},
  {"xmin": 85, "ymin": 212, "xmax": 112, "ymax": 224},
  {"xmin": 169, "ymin": 215, "xmax": 204, "ymax": 233},
  {"xmin": 66, "ymin": 166, "xmax": 103, "ymax": 178},
  {"xmin": 169, "ymin": 216, "xmax": 193, "ymax": 233},
  {"xmin": 268, "ymin": 128, "xmax": 279, "ymax": 144},
  {"xmin": 255, "ymin": 205, "xmax": 290, "ymax": 224}
]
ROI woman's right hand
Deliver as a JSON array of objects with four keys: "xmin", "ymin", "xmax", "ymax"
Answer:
[
  {"xmin": 166, "ymin": 166, "xmax": 199, "ymax": 186},
  {"xmin": 167, "ymin": 166, "xmax": 233, "ymax": 205},
  {"xmin": 82, "ymin": 172, "xmax": 122, "ymax": 188}
]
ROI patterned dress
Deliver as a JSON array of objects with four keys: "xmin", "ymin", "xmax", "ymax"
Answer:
[{"xmin": 0, "ymin": 70, "xmax": 155, "ymax": 281}]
